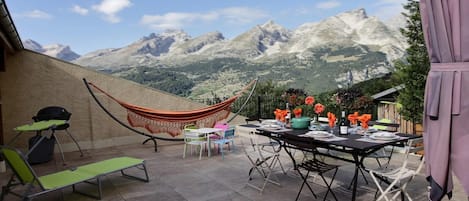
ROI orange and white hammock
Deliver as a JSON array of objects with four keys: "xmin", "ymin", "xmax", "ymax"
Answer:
[{"xmin": 85, "ymin": 79, "xmax": 256, "ymax": 137}]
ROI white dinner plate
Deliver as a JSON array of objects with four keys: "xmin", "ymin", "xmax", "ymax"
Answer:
[
  {"xmin": 305, "ymin": 131, "xmax": 334, "ymax": 138},
  {"xmin": 369, "ymin": 135, "xmax": 399, "ymax": 141},
  {"xmin": 371, "ymin": 131, "xmax": 396, "ymax": 138},
  {"xmin": 261, "ymin": 124, "xmax": 282, "ymax": 129}
]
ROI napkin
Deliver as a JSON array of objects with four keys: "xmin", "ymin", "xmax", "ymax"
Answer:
[
  {"xmin": 348, "ymin": 112, "xmax": 359, "ymax": 125},
  {"xmin": 327, "ymin": 112, "xmax": 336, "ymax": 128},
  {"xmin": 358, "ymin": 114, "xmax": 372, "ymax": 129}
]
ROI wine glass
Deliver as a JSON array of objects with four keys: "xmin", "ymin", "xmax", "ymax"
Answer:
[
  {"xmin": 328, "ymin": 120, "xmax": 336, "ymax": 134},
  {"xmin": 329, "ymin": 125, "xmax": 335, "ymax": 134},
  {"xmin": 362, "ymin": 122, "xmax": 369, "ymax": 138}
]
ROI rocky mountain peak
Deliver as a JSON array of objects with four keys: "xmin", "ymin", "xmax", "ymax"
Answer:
[
  {"xmin": 206, "ymin": 31, "xmax": 224, "ymax": 39},
  {"xmin": 23, "ymin": 39, "xmax": 44, "ymax": 52},
  {"xmin": 139, "ymin": 30, "xmax": 190, "ymax": 43},
  {"xmin": 23, "ymin": 39, "xmax": 80, "ymax": 61},
  {"xmin": 164, "ymin": 31, "xmax": 226, "ymax": 55},
  {"xmin": 339, "ymin": 8, "xmax": 368, "ymax": 20},
  {"xmin": 43, "ymin": 44, "xmax": 80, "ymax": 61},
  {"xmin": 336, "ymin": 8, "xmax": 368, "ymax": 28},
  {"xmin": 160, "ymin": 29, "xmax": 190, "ymax": 41},
  {"xmin": 140, "ymin": 33, "xmax": 158, "ymax": 41},
  {"xmin": 261, "ymin": 20, "xmax": 280, "ymax": 30}
]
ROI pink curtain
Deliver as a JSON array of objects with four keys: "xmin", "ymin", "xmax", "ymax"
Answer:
[{"xmin": 420, "ymin": 0, "xmax": 469, "ymax": 200}]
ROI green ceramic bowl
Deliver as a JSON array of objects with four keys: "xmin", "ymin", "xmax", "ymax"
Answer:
[{"xmin": 291, "ymin": 117, "xmax": 311, "ymax": 129}]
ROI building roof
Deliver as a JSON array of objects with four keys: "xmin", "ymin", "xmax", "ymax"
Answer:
[
  {"xmin": 371, "ymin": 84, "xmax": 405, "ymax": 101},
  {"xmin": 0, "ymin": 0, "xmax": 23, "ymax": 52}
]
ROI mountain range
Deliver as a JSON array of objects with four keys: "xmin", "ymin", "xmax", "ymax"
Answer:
[
  {"xmin": 23, "ymin": 39, "xmax": 80, "ymax": 61},
  {"xmin": 23, "ymin": 8, "xmax": 408, "ymax": 99}
]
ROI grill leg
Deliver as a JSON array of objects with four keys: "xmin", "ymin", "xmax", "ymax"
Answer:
[{"xmin": 65, "ymin": 129, "xmax": 84, "ymax": 156}]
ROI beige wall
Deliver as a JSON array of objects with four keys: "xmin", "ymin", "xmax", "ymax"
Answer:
[{"xmin": 0, "ymin": 50, "xmax": 245, "ymax": 151}]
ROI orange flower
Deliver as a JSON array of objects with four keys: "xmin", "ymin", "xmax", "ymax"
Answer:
[
  {"xmin": 327, "ymin": 112, "xmax": 336, "ymax": 128},
  {"xmin": 293, "ymin": 108, "xmax": 302, "ymax": 117},
  {"xmin": 314, "ymin": 103, "xmax": 325, "ymax": 114},
  {"xmin": 304, "ymin": 96, "xmax": 315, "ymax": 105}
]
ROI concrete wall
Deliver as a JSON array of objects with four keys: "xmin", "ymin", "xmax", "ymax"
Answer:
[{"xmin": 0, "ymin": 50, "xmax": 245, "ymax": 151}]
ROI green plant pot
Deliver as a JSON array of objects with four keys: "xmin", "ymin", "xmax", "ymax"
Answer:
[{"xmin": 291, "ymin": 117, "xmax": 311, "ymax": 129}]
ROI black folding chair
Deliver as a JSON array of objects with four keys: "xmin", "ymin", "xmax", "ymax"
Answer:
[{"xmin": 280, "ymin": 134, "xmax": 340, "ymax": 201}]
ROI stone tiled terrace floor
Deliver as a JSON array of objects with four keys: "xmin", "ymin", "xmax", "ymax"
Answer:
[{"xmin": 1, "ymin": 134, "xmax": 467, "ymax": 201}]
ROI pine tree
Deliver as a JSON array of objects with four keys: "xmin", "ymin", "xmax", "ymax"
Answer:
[{"xmin": 393, "ymin": 0, "xmax": 430, "ymax": 131}]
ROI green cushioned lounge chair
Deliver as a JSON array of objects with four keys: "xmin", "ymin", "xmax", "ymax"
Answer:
[{"xmin": 0, "ymin": 146, "xmax": 149, "ymax": 200}]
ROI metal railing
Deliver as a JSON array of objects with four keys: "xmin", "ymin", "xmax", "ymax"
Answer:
[{"xmin": 193, "ymin": 94, "xmax": 378, "ymax": 122}]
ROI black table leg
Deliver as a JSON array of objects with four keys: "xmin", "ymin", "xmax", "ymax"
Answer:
[{"xmin": 352, "ymin": 154, "xmax": 360, "ymax": 201}]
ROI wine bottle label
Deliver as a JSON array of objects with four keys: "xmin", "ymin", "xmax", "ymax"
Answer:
[{"xmin": 340, "ymin": 126, "xmax": 348, "ymax": 134}]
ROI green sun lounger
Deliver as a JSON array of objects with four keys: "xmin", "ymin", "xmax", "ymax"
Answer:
[{"xmin": 0, "ymin": 146, "xmax": 149, "ymax": 200}]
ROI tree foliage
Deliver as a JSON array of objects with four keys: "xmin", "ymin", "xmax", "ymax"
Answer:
[
  {"xmin": 234, "ymin": 80, "xmax": 287, "ymax": 119},
  {"xmin": 393, "ymin": 0, "xmax": 430, "ymax": 123},
  {"xmin": 122, "ymin": 66, "xmax": 195, "ymax": 96}
]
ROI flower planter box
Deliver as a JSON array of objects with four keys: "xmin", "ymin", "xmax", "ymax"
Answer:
[{"xmin": 291, "ymin": 117, "xmax": 310, "ymax": 129}]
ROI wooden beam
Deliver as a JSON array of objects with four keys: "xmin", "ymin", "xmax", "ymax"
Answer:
[{"xmin": 0, "ymin": 30, "xmax": 14, "ymax": 53}]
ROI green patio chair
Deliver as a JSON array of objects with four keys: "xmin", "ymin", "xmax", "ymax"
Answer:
[{"xmin": 0, "ymin": 146, "xmax": 149, "ymax": 200}]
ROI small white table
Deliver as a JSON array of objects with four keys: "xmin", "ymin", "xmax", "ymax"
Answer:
[{"xmin": 190, "ymin": 128, "xmax": 223, "ymax": 157}]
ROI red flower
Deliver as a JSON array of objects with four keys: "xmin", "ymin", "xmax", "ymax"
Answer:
[
  {"xmin": 304, "ymin": 96, "xmax": 315, "ymax": 105},
  {"xmin": 293, "ymin": 108, "xmax": 302, "ymax": 117},
  {"xmin": 314, "ymin": 103, "xmax": 325, "ymax": 114}
]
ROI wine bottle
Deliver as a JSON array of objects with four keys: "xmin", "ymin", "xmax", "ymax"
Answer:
[
  {"xmin": 339, "ymin": 111, "xmax": 348, "ymax": 135},
  {"xmin": 285, "ymin": 103, "xmax": 291, "ymax": 128}
]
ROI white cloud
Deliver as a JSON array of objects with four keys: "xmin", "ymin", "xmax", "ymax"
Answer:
[
  {"xmin": 372, "ymin": 0, "xmax": 406, "ymax": 20},
  {"xmin": 92, "ymin": 0, "xmax": 132, "ymax": 23},
  {"xmin": 20, "ymin": 10, "xmax": 52, "ymax": 19},
  {"xmin": 295, "ymin": 7, "xmax": 312, "ymax": 15},
  {"xmin": 72, "ymin": 5, "xmax": 89, "ymax": 16},
  {"xmin": 374, "ymin": 0, "xmax": 406, "ymax": 6},
  {"xmin": 316, "ymin": 1, "xmax": 341, "ymax": 9},
  {"xmin": 373, "ymin": 5, "xmax": 405, "ymax": 20},
  {"xmin": 218, "ymin": 7, "xmax": 269, "ymax": 24},
  {"xmin": 140, "ymin": 7, "xmax": 268, "ymax": 30}
]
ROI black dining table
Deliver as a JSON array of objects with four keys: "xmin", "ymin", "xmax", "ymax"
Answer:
[{"xmin": 256, "ymin": 127, "xmax": 420, "ymax": 201}]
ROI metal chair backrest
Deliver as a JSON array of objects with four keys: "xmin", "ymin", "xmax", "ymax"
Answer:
[
  {"xmin": 0, "ymin": 146, "xmax": 42, "ymax": 188},
  {"xmin": 279, "ymin": 134, "xmax": 324, "ymax": 152},
  {"xmin": 214, "ymin": 122, "xmax": 229, "ymax": 131},
  {"xmin": 407, "ymin": 137, "xmax": 424, "ymax": 154},
  {"xmin": 401, "ymin": 137, "xmax": 425, "ymax": 173},
  {"xmin": 372, "ymin": 119, "xmax": 400, "ymax": 132},
  {"xmin": 223, "ymin": 128, "xmax": 235, "ymax": 138},
  {"xmin": 183, "ymin": 124, "xmax": 198, "ymax": 131}
]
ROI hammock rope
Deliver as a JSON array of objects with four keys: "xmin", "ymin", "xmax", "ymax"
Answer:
[
  {"xmin": 83, "ymin": 78, "xmax": 257, "ymax": 152},
  {"xmin": 227, "ymin": 77, "xmax": 258, "ymax": 123}
]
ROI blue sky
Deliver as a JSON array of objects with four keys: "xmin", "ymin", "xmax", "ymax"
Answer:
[{"xmin": 7, "ymin": 0, "xmax": 406, "ymax": 55}]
